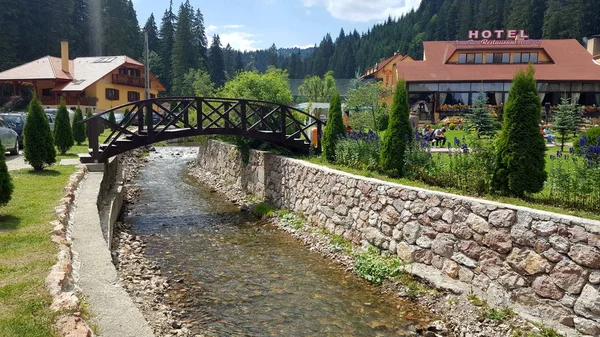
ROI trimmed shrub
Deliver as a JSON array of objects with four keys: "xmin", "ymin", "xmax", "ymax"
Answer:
[
  {"xmin": 72, "ymin": 106, "xmax": 86, "ymax": 145},
  {"xmin": 380, "ymin": 79, "xmax": 412, "ymax": 177},
  {"xmin": 322, "ymin": 91, "xmax": 345, "ymax": 162},
  {"xmin": 492, "ymin": 66, "xmax": 546, "ymax": 197},
  {"xmin": 54, "ymin": 99, "xmax": 74, "ymax": 154},
  {"xmin": 108, "ymin": 110, "xmax": 116, "ymax": 124},
  {"xmin": 0, "ymin": 142, "xmax": 13, "ymax": 205},
  {"xmin": 23, "ymin": 95, "xmax": 56, "ymax": 170}
]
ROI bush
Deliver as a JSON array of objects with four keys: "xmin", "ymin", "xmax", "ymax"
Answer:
[
  {"xmin": 380, "ymin": 79, "xmax": 412, "ymax": 177},
  {"xmin": 0, "ymin": 142, "xmax": 13, "ymax": 205},
  {"xmin": 403, "ymin": 128, "xmax": 437, "ymax": 181},
  {"xmin": 23, "ymin": 95, "xmax": 56, "ymax": 170},
  {"xmin": 53, "ymin": 99, "xmax": 74, "ymax": 155},
  {"xmin": 574, "ymin": 126, "xmax": 600, "ymax": 153},
  {"xmin": 378, "ymin": 113, "xmax": 389, "ymax": 131},
  {"xmin": 492, "ymin": 66, "xmax": 546, "ymax": 197},
  {"xmin": 335, "ymin": 131, "xmax": 380, "ymax": 170},
  {"xmin": 322, "ymin": 91, "xmax": 345, "ymax": 162},
  {"xmin": 72, "ymin": 106, "xmax": 86, "ymax": 145},
  {"xmin": 448, "ymin": 123, "xmax": 456, "ymax": 130}
]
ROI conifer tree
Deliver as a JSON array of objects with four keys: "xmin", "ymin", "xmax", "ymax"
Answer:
[
  {"xmin": 108, "ymin": 110, "xmax": 116, "ymax": 125},
  {"xmin": 0, "ymin": 142, "xmax": 13, "ymax": 206},
  {"xmin": 492, "ymin": 66, "xmax": 546, "ymax": 197},
  {"xmin": 321, "ymin": 91, "xmax": 345, "ymax": 162},
  {"xmin": 380, "ymin": 80, "xmax": 412, "ymax": 177},
  {"xmin": 171, "ymin": 0, "xmax": 196, "ymax": 95},
  {"xmin": 144, "ymin": 13, "xmax": 160, "ymax": 53},
  {"xmin": 192, "ymin": 8, "xmax": 208, "ymax": 69},
  {"xmin": 72, "ymin": 106, "xmax": 86, "ymax": 145},
  {"xmin": 54, "ymin": 99, "xmax": 74, "ymax": 155},
  {"xmin": 552, "ymin": 98, "xmax": 583, "ymax": 151},
  {"xmin": 159, "ymin": 1, "xmax": 176, "ymax": 92},
  {"xmin": 465, "ymin": 91, "xmax": 499, "ymax": 137},
  {"xmin": 24, "ymin": 95, "xmax": 56, "ymax": 170},
  {"xmin": 208, "ymin": 34, "xmax": 226, "ymax": 88}
]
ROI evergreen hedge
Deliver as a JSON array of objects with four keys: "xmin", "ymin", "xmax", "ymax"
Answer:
[
  {"xmin": 108, "ymin": 110, "xmax": 116, "ymax": 124},
  {"xmin": 54, "ymin": 100, "xmax": 74, "ymax": 155},
  {"xmin": 23, "ymin": 95, "xmax": 56, "ymax": 170},
  {"xmin": 322, "ymin": 91, "xmax": 345, "ymax": 162},
  {"xmin": 492, "ymin": 66, "xmax": 546, "ymax": 197},
  {"xmin": 72, "ymin": 106, "xmax": 86, "ymax": 145},
  {"xmin": 0, "ymin": 142, "xmax": 13, "ymax": 206},
  {"xmin": 380, "ymin": 79, "xmax": 412, "ymax": 177}
]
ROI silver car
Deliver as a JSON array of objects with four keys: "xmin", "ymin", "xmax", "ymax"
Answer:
[{"xmin": 0, "ymin": 117, "xmax": 19, "ymax": 155}]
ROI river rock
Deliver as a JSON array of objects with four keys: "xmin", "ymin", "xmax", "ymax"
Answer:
[
  {"xmin": 488, "ymin": 209, "xmax": 515, "ymax": 227},
  {"xmin": 532, "ymin": 275, "xmax": 564, "ymax": 300},
  {"xmin": 550, "ymin": 259, "xmax": 588, "ymax": 294},
  {"xmin": 466, "ymin": 213, "xmax": 490, "ymax": 234},
  {"xmin": 574, "ymin": 285, "xmax": 600, "ymax": 321},
  {"xmin": 568, "ymin": 244, "xmax": 600, "ymax": 268},
  {"xmin": 506, "ymin": 248, "xmax": 551, "ymax": 275}
]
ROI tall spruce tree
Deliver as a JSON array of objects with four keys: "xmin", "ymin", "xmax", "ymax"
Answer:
[
  {"xmin": 492, "ymin": 66, "xmax": 546, "ymax": 197},
  {"xmin": 72, "ymin": 106, "xmax": 86, "ymax": 145},
  {"xmin": 465, "ymin": 91, "xmax": 499, "ymax": 137},
  {"xmin": 158, "ymin": 1, "xmax": 176, "ymax": 93},
  {"xmin": 321, "ymin": 91, "xmax": 345, "ymax": 162},
  {"xmin": 144, "ymin": 13, "xmax": 160, "ymax": 53},
  {"xmin": 0, "ymin": 142, "xmax": 13, "ymax": 206},
  {"xmin": 208, "ymin": 35, "xmax": 226, "ymax": 88},
  {"xmin": 192, "ymin": 9, "xmax": 208, "ymax": 69},
  {"xmin": 171, "ymin": 1, "xmax": 196, "ymax": 95},
  {"xmin": 380, "ymin": 80, "xmax": 412, "ymax": 177},
  {"xmin": 24, "ymin": 95, "xmax": 56, "ymax": 170},
  {"xmin": 54, "ymin": 99, "xmax": 74, "ymax": 155}
]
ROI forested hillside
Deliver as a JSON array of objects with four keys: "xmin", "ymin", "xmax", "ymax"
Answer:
[{"xmin": 0, "ymin": 0, "xmax": 598, "ymax": 97}]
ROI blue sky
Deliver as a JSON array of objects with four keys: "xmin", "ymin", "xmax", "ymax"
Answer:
[{"xmin": 133, "ymin": 0, "xmax": 422, "ymax": 51}]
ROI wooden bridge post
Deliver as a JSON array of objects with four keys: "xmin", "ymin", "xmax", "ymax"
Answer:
[
  {"xmin": 88, "ymin": 117, "xmax": 99, "ymax": 161},
  {"xmin": 317, "ymin": 121, "xmax": 322, "ymax": 153},
  {"xmin": 280, "ymin": 106, "xmax": 287, "ymax": 142},
  {"xmin": 196, "ymin": 98, "xmax": 203, "ymax": 132},
  {"xmin": 145, "ymin": 100, "xmax": 154, "ymax": 142},
  {"xmin": 137, "ymin": 105, "xmax": 144, "ymax": 134},
  {"xmin": 223, "ymin": 102, "xmax": 230, "ymax": 129},
  {"xmin": 240, "ymin": 100, "xmax": 247, "ymax": 132}
]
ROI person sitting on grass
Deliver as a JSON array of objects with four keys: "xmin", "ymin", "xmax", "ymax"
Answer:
[{"xmin": 433, "ymin": 127, "xmax": 447, "ymax": 147}]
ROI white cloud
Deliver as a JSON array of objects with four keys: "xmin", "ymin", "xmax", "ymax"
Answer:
[
  {"xmin": 302, "ymin": 0, "xmax": 421, "ymax": 22},
  {"xmin": 211, "ymin": 32, "xmax": 262, "ymax": 51},
  {"xmin": 287, "ymin": 44, "xmax": 315, "ymax": 49}
]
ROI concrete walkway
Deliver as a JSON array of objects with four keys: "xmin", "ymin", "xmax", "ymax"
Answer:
[{"xmin": 71, "ymin": 172, "xmax": 155, "ymax": 337}]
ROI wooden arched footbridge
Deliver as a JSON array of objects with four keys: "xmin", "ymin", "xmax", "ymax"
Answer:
[{"xmin": 79, "ymin": 97, "xmax": 323, "ymax": 163}]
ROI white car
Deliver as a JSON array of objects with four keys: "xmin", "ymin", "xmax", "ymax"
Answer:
[{"xmin": 0, "ymin": 117, "xmax": 19, "ymax": 155}]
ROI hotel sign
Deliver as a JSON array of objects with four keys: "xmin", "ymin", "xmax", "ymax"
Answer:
[{"xmin": 454, "ymin": 29, "xmax": 542, "ymax": 45}]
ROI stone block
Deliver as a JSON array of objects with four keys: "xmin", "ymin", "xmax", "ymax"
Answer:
[
  {"xmin": 488, "ymin": 209, "xmax": 516, "ymax": 228},
  {"xmin": 531, "ymin": 220, "xmax": 558, "ymax": 237},
  {"xmin": 431, "ymin": 220, "xmax": 452, "ymax": 233},
  {"xmin": 532, "ymin": 275, "xmax": 564, "ymax": 300},
  {"xmin": 574, "ymin": 284, "xmax": 600, "ymax": 321},
  {"xmin": 589, "ymin": 271, "xmax": 600, "ymax": 285},
  {"xmin": 466, "ymin": 213, "xmax": 490, "ymax": 234},
  {"xmin": 396, "ymin": 242, "xmax": 416, "ymax": 262},
  {"xmin": 550, "ymin": 259, "xmax": 588, "ymax": 295},
  {"xmin": 568, "ymin": 244, "xmax": 600, "ymax": 269},
  {"xmin": 510, "ymin": 225, "xmax": 536, "ymax": 247},
  {"xmin": 451, "ymin": 223, "xmax": 473, "ymax": 240},
  {"xmin": 479, "ymin": 249, "xmax": 504, "ymax": 280},
  {"xmin": 458, "ymin": 267, "xmax": 474, "ymax": 283},
  {"xmin": 441, "ymin": 209, "xmax": 454, "ymax": 224},
  {"xmin": 574, "ymin": 317, "xmax": 600, "ymax": 335},
  {"xmin": 458, "ymin": 240, "xmax": 482, "ymax": 260},
  {"xmin": 426, "ymin": 207, "xmax": 443, "ymax": 220},
  {"xmin": 416, "ymin": 235, "xmax": 432, "ymax": 249},
  {"xmin": 402, "ymin": 221, "xmax": 421, "ymax": 245},
  {"xmin": 549, "ymin": 234, "xmax": 571, "ymax": 254},
  {"xmin": 431, "ymin": 233, "xmax": 456, "ymax": 258},
  {"xmin": 567, "ymin": 225, "xmax": 589, "ymax": 243},
  {"xmin": 442, "ymin": 259, "xmax": 459, "ymax": 278},
  {"xmin": 483, "ymin": 230, "xmax": 512, "ymax": 254},
  {"xmin": 381, "ymin": 205, "xmax": 399, "ymax": 224},
  {"xmin": 361, "ymin": 227, "xmax": 387, "ymax": 247},
  {"xmin": 541, "ymin": 248, "xmax": 564, "ymax": 263},
  {"xmin": 451, "ymin": 252, "xmax": 477, "ymax": 268}
]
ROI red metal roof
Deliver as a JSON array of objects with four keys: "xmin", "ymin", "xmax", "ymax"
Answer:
[{"xmin": 397, "ymin": 39, "xmax": 600, "ymax": 82}]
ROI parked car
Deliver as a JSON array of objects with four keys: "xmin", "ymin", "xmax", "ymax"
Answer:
[
  {"xmin": 44, "ymin": 108, "xmax": 75, "ymax": 124},
  {"xmin": 101, "ymin": 112, "xmax": 125, "ymax": 125},
  {"xmin": 0, "ymin": 112, "xmax": 26, "ymax": 148},
  {"xmin": 0, "ymin": 116, "xmax": 19, "ymax": 155}
]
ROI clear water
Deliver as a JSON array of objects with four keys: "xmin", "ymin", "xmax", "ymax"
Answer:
[{"xmin": 123, "ymin": 147, "xmax": 432, "ymax": 337}]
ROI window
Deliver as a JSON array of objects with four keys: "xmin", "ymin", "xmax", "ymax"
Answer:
[
  {"xmin": 150, "ymin": 93, "xmax": 156, "ymax": 99},
  {"xmin": 502, "ymin": 53, "xmax": 510, "ymax": 63},
  {"xmin": 127, "ymin": 91, "xmax": 140, "ymax": 102},
  {"xmin": 105, "ymin": 88, "xmax": 119, "ymax": 101},
  {"xmin": 486, "ymin": 53, "xmax": 511, "ymax": 64},
  {"xmin": 460, "ymin": 53, "xmax": 483, "ymax": 64},
  {"xmin": 42, "ymin": 88, "xmax": 52, "ymax": 96},
  {"xmin": 513, "ymin": 52, "xmax": 539, "ymax": 64}
]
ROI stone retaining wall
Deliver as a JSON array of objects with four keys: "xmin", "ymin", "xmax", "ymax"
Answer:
[
  {"xmin": 195, "ymin": 140, "xmax": 600, "ymax": 336},
  {"xmin": 45, "ymin": 164, "xmax": 93, "ymax": 337}
]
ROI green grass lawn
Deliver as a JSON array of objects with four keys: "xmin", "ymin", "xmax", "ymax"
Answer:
[
  {"xmin": 55, "ymin": 129, "xmax": 112, "ymax": 162},
  {"xmin": 0, "ymin": 165, "xmax": 76, "ymax": 337}
]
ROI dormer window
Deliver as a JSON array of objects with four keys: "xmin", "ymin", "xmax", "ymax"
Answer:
[
  {"xmin": 458, "ymin": 53, "xmax": 483, "ymax": 64},
  {"xmin": 513, "ymin": 52, "xmax": 538, "ymax": 63}
]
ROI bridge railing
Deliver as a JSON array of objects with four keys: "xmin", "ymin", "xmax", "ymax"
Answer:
[{"xmin": 79, "ymin": 97, "xmax": 324, "ymax": 162}]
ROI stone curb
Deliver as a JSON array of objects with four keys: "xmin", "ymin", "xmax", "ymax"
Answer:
[{"xmin": 45, "ymin": 164, "xmax": 94, "ymax": 337}]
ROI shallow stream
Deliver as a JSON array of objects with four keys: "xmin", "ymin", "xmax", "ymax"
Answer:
[{"xmin": 123, "ymin": 147, "xmax": 431, "ymax": 337}]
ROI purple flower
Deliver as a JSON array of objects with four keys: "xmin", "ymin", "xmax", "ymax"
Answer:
[
  {"xmin": 569, "ymin": 147, "xmax": 575, "ymax": 154},
  {"xmin": 454, "ymin": 137, "xmax": 461, "ymax": 147},
  {"xmin": 580, "ymin": 135, "xmax": 588, "ymax": 148}
]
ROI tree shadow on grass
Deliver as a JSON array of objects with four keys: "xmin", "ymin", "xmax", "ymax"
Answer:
[
  {"xmin": 24, "ymin": 169, "xmax": 61, "ymax": 176},
  {"xmin": 0, "ymin": 215, "xmax": 22, "ymax": 230}
]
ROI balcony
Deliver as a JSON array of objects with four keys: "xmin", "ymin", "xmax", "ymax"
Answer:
[{"xmin": 112, "ymin": 74, "xmax": 145, "ymax": 88}]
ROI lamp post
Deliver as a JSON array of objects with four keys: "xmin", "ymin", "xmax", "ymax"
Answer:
[{"xmin": 544, "ymin": 102, "xmax": 551, "ymax": 124}]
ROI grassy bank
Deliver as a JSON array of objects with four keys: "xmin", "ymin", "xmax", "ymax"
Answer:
[
  {"xmin": 0, "ymin": 165, "xmax": 76, "ymax": 337},
  {"xmin": 304, "ymin": 156, "xmax": 600, "ymax": 221}
]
